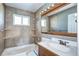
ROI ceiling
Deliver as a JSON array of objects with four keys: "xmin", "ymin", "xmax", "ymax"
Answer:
[{"xmin": 5, "ymin": 3, "xmax": 45, "ymax": 12}]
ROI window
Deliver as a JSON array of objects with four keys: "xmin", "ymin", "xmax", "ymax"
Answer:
[
  {"xmin": 13, "ymin": 14, "xmax": 30, "ymax": 26},
  {"xmin": 23, "ymin": 16, "xmax": 30, "ymax": 25},
  {"xmin": 41, "ymin": 19, "xmax": 46, "ymax": 27},
  {"xmin": 13, "ymin": 14, "xmax": 22, "ymax": 25}
]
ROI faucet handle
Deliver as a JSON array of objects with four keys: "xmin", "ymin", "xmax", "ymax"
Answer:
[
  {"xmin": 58, "ymin": 40, "xmax": 63, "ymax": 42},
  {"xmin": 65, "ymin": 41, "xmax": 69, "ymax": 43},
  {"xmin": 58, "ymin": 40, "xmax": 61, "ymax": 41},
  {"xmin": 64, "ymin": 41, "xmax": 69, "ymax": 45},
  {"xmin": 58, "ymin": 40, "xmax": 63, "ymax": 44},
  {"xmin": 58, "ymin": 40, "xmax": 69, "ymax": 46}
]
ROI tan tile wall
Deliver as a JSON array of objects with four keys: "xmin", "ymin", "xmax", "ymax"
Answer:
[
  {"xmin": 0, "ymin": 4, "xmax": 4, "ymax": 55},
  {"xmin": 35, "ymin": 4, "xmax": 49, "ymax": 42},
  {"xmin": 5, "ymin": 6, "xmax": 36, "ymax": 48}
]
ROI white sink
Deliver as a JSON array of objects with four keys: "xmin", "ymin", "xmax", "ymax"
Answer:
[{"xmin": 43, "ymin": 42, "xmax": 70, "ymax": 52}]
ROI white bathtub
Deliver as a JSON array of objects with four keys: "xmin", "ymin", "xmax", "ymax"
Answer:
[{"xmin": 1, "ymin": 44, "xmax": 38, "ymax": 56}]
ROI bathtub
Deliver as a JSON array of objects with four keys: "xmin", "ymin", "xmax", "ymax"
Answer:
[{"xmin": 1, "ymin": 44, "xmax": 38, "ymax": 56}]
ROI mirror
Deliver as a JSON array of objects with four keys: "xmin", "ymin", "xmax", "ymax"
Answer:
[{"xmin": 41, "ymin": 4, "xmax": 77, "ymax": 37}]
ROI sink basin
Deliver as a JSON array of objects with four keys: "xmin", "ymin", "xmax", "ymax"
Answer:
[{"xmin": 43, "ymin": 42, "xmax": 70, "ymax": 52}]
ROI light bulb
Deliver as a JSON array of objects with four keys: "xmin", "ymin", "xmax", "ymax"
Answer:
[
  {"xmin": 51, "ymin": 4, "xmax": 54, "ymax": 7},
  {"xmin": 48, "ymin": 7, "xmax": 50, "ymax": 9},
  {"xmin": 40, "ymin": 13, "xmax": 41, "ymax": 14},
  {"xmin": 44, "ymin": 9, "xmax": 47, "ymax": 11},
  {"xmin": 41, "ymin": 11, "xmax": 44, "ymax": 13}
]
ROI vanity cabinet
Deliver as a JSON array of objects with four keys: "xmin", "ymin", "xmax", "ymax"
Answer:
[{"xmin": 38, "ymin": 45, "xmax": 58, "ymax": 56}]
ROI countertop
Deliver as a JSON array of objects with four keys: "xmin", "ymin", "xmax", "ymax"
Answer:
[
  {"xmin": 38, "ymin": 42, "xmax": 77, "ymax": 56},
  {"xmin": 42, "ymin": 34, "xmax": 77, "ymax": 42}
]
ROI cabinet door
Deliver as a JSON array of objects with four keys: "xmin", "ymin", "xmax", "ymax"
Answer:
[{"xmin": 39, "ymin": 45, "xmax": 58, "ymax": 56}]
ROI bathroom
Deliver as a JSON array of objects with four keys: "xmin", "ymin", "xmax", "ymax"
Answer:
[{"xmin": 0, "ymin": 3, "xmax": 78, "ymax": 56}]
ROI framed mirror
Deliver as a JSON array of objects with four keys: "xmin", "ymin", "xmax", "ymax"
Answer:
[{"xmin": 40, "ymin": 3, "xmax": 77, "ymax": 37}]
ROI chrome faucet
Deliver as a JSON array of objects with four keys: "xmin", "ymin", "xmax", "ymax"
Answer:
[{"xmin": 58, "ymin": 40, "xmax": 69, "ymax": 46}]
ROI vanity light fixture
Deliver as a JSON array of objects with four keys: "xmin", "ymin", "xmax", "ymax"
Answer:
[
  {"xmin": 44, "ymin": 9, "xmax": 47, "ymax": 11},
  {"xmin": 40, "ymin": 13, "xmax": 41, "ymax": 14},
  {"xmin": 47, "ymin": 6, "xmax": 50, "ymax": 9},
  {"xmin": 51, "ymin": 4, "xmax": 54, "ymax": 7},
  {"xmin": 40, "ymin": 4, "xmax": 54, "ymax": 15},
  {"xmin": 41, "ymin": 11, "xmax": 44, "ymax": 13}
]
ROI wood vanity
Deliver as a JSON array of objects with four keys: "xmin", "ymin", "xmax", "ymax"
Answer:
[
  {"xmin": 37, "ymin": 44, "xmax": 58, "ymax": 56},
  {"xmin": 42, "ymin": 32, "xmax": 77, "ymax": 37},
  {"xmin": 37, "ymin": 40, "xmax": 77, "ymax": 56}
]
